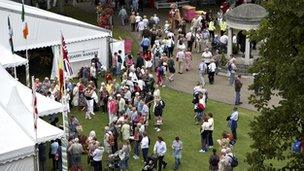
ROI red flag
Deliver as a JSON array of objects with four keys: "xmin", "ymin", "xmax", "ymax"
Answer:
[{"xmin": 31, "ymin": 76, "xmax": 38, "ymax": 130}]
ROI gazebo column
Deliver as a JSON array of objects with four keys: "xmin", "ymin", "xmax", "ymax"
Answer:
[
  {"xmin": 227, "ymin": 27, "xmax": 233, "ymax": 57},
  {"xmin": 245, "ymin": 36, "xmax": 251, "ymax": 65}
]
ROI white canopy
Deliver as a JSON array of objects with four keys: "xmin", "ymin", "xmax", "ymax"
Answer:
[
  {"xmin": 0, "ymin": 0, "xmax": 111, "ymax": 51},
  {"xmin": 0, "ymin": 104, "xmax": 34, "ymax": 164},
  {"xmin": 5, "ymin": 86, "xmax": 64, "ymax": 144},
  {"xmin": 0, "ymin": 65, "xmax": 62, "ymax": 116},
  {"xmin": 0, "ymin": 45, "xmax": 28, "ymax": 68}
]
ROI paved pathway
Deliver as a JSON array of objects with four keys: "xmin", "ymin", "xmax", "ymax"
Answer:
[{"xmin": 75, "ymin": 2, "xmax": 279, "ymax": 111}]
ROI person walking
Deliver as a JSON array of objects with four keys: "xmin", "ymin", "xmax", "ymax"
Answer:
[
  {"xmin": 176, "ymin": 49, "xmax": 185, "ymax": 74},
  {"xmin": 153, "ymin": 136, "xmax": 167, "ymax": 171},
  {"xmin": 229, "ymin": 107, "xmax": 239, "ymax": 140},
  {"xmin": 141, "ymin": 132, "xmax": 150, "ymax": 163},
  {"xmin": 118, "ymin": 7, "xmax": 128, "ymax": 26},
  {"xmin": 208, "ymin": 59, "xmax": 217, "ymax": 84},
  {"xmin": 172, "ymin": 137, "xmax": 183, "ymax": 170},
  {"xmin": 184, "ymin": 48, "xmax": 192, "ymax": 71},
  {"xmin": 167, "ymin": 57, "xmax": 176, "ymax": 82},
  {"xmin": 68, "ymin": 138, "xmax": 84, "ymax": 169},
  {"xmin": 129, "ymin": 12, "xmax": 136, "ymax": 32},
  {"xmin": 199, "ymin": 59, "xmax": 208, "ymax": 86},
  {"xmin": 234, "ymin": 75, "xmax": 243, "ymax": 105}
]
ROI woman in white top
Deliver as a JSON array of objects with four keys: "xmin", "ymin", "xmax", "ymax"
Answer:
[
  {"xmin": 91, "ymin": 142, "xmax": 104, "ymax": 171},
  {"xmin": 200, "ymin": 117, "xmax": 210, "ymax": 153},
  {"xmin": 206, "ymin": 113, "xmax": 215, "ymax": 148}
]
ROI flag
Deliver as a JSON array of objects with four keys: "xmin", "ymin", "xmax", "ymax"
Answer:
[
  {"xmin": 7, "ymin": 16, "xmax": 14, "ymax": 53},
  {"xmin": 31, "ymin": 76, "xmax": 38, "ymax": 130},
  {"xmin": 61, "ymin": 34, "xmax": 73, "ymax": 76},
  {"xmin": 21, "ymin": 0, "xmax": 29, "ymax": 39},
  {"xmin": 23, "ymin": 22, "xmax": 29, "ymax": 39}
]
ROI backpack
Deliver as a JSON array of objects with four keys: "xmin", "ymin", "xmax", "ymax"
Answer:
[
  {"xmin": 197, "ymin": 103, "xmax": 205, "ymax": 112},
  {"xmin": 292, "ymin": 139, "xmax": 302, "ymax": 153},
  {"xmin": 158, "ymin": 66, "xmax": 164, "ymax": 76},
  {"xmin": 228, "ymin": 155, "xmax": 238, "ymax": 167},
  {"xmin": 227, "ymin": 63, "xmax": 232, "ymax": 71},
  {"xmin": 141, "ymin": 38, "xmax": 150, "ymax": 47}
]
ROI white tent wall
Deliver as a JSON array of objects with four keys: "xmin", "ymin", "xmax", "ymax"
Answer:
[
  {"xmin": 0, "ymin": 0, "xmax": 112, "ymax": 78},
  {"xmin": 0, "ymin": 156, "xmax": 34, "ymax": 171},
  {"xmin": 0, "ymin": 0, "xmax": 111, "ymax": 51},
  {"xmin": 51, "ymin": 37, "xmax": 109, "ymax": 79}
]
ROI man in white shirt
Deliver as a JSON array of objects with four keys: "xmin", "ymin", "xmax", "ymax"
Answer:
[
  {"xmin": 153, "ymin": 136, "xmax": 167, "ymax": 170},
  {"xmin": 229, "ymin": 107, "xmax": 239, "ymax": 140},
  {"xmin": 186, "ymin": 31, "xmax": 195, "ymax": 52},
  {"xmin": 135, "ymin": 13, "xmax": 142, "ymax": 30},
  {"xmin": 202, "ymin": 48, "xmax": 213, "ymax": 65},
  {"xmin": 208, "ymin": 59, "xmax": 217, "ymax": 84},
  {"xmin": 137, "ymin": 19, "xmax": 145, "ymax": 36},
  {"xmin": 142, "ymin": 15, "xmax": 149, "ymax": 27},
  {"xmin": 141, "ymin": 133, "xmax": 149, "ymax": 163},
  {"xmin": 220, "ymin": 34, "xmax": 229, "ymax": 45},
  {"xmin": 176, "ymin": 50, "xmax": 185, "ymax": 74},
  {"xmin": 198, "ymin": 59, "xmax": 207, "ymax": 86},
  {"xmin": 153, "ymin": 14, "xmax": 160, "ymax": 25}
]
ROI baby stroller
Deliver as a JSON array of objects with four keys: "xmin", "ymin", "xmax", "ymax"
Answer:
[
  {"xmin": 108, "ymin": 152, "xmax": 121, "ymax": 171},
  {"xmin": 211, "ymin": 36, "xmax": 227, "ymax": 54},
  {"xmin": 142, "ymin": 155, "xmax": 158, "ymax": 171}
]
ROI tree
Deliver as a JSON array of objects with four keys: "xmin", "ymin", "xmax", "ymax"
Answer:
[{"xmin": 246, "ymin": 0, "xmax": 304, "ymax": 170}]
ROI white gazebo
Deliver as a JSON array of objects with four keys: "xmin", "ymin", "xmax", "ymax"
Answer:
[{"xmin": 225, "ymin": 3, "xmax": 267, "ymax": 65}]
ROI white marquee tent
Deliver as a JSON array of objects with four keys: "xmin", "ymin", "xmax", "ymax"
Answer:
[
  {"xmin": 0, "ymin": 45, "xmax": 28, "ymax": 68},
  {"xmin": 0, "ymin": 0, "xmax": 112, "ymax": 78},
  {"xmin": 0, "ymin": 64, "xmax": 64, "ymax": 170},
  {"xmin": 0, "ymin": 87, "xmax": 64, "ymax": 170},
  {"xmin": 0, "ymin": 105, "xmax": 34, "ymax": 168},
  {"xmin": 0, "ymin": 65, "xmax": 62, "ymax": 116}
]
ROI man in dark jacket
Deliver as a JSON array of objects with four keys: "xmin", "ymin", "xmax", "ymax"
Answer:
[
  {"xmin": 234, "ymin": 75, "xmax": 242, "ymax": 105},
  {"xmin": 136, "ymin": 52, "xmax": 145, "ymax": 69}
]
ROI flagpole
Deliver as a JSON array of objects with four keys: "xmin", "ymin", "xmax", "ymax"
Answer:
[
  {"xmin": 31, "ymin": 76, "xmax": 40, "ymax": 171},
  {"xmin": 60, "ymin": 40, "xmax": 69, "ymax": 171}
]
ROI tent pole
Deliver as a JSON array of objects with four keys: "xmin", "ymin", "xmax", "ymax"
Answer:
[
  {"xmin": 26, "ymin": 49, "xmax": 30, "ymax": 87},
  {"xmin": 13, "ymin": 67, "xmax": 17, "ymax": 78}
]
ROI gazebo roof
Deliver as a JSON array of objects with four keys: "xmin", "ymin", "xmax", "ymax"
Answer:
[{"xmin": 225, "ymin": 3, "xmax": 267, "ymax": 30}]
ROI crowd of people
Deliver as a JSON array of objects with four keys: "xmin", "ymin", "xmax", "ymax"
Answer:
[{"xmin": 31, "ymin": 1, "xmax": 253, "ymax": 171}]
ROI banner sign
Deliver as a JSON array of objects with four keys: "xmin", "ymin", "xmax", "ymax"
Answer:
[{"xmin": 68, "ymin": 48, "xmax": 98, "ymax": 62}]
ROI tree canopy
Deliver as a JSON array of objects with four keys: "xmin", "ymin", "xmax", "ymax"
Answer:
[{"xmin": 247, "ymin": 0, "xmax": 304, "ymax": 170}]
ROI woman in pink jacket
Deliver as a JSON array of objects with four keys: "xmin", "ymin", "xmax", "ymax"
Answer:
[{"xmin": 107, "ymin": 96, "xmax": 118, "ymax": 124}]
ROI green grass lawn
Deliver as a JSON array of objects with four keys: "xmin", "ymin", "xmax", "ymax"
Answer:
[{"xmin": 45, "ymin": 87, "xmax": 256, "ymax": 171}]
